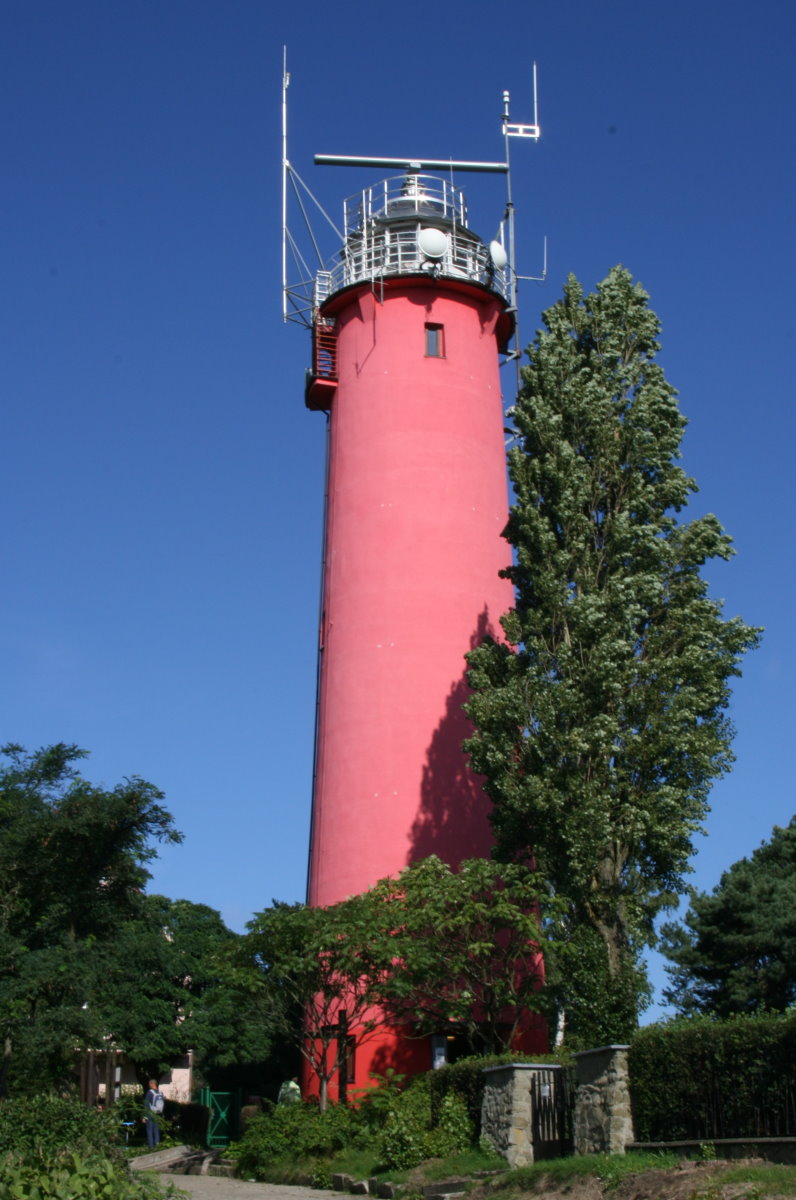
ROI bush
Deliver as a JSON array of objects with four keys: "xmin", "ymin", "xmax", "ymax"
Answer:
[
  {"xmin": 0, "ymin": 1152, "xmax": 174, "ymax": 1200},
  {"xmin": 236, "ymin": 1101, "xmax": 366, "ymax": 1178},
  {"xmin": 376, "ymin": 1079, "xmax": 432, "ymax": 1171},
  {"xmin": 630, "ymin": 1013, "xmax": 796, "ymax": 1142},
  {"xmin": 422, "ymin": 1092, "xmax": 473, "ymax": 1160},
  {"xmin": 0, "ymin": 1096, "xmax": 124, "ymax": 1167}
]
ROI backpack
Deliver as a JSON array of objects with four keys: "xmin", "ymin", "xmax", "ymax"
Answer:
[{"xmin": 149, "ymin": 1091, "xmax": 165, "ymax": 1115}]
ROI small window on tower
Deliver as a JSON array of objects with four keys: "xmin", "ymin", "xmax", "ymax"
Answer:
[{"xmin": 425, "ymin": 323, "xmax": 445, "ymax": 358}]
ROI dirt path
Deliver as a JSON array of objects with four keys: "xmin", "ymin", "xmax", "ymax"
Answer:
[{"xmin": 165, "ymin": 1179, "xmax": 351, "ymax": 1200}]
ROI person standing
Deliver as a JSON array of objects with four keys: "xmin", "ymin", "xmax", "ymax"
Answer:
[
  {"xmin": 277, "ymin": 1076, "xmax": 301, "ymax": 1105},
  {"xmin": 143, "ymin": 1078, "xmax": 164, "ymax": 1149}
]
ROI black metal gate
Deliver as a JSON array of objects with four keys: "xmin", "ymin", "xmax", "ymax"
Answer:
[{"xmin": 529, "ymin": 1065, "xmax": 575, "ymax": 1159}]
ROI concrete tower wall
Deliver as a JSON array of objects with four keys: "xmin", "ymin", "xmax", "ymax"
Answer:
[{"xmin": 307, "ymin": 277, "xmax": 516, "ymax": 908}]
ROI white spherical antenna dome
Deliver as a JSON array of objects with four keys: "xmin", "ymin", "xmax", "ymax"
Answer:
[
  {"xmin": 489, "ymin": 240, "xmax": 508, "ymax": 270},
  {"xmin": 418, "ymin": 227, "xmax": 448, "ymax": 260}
]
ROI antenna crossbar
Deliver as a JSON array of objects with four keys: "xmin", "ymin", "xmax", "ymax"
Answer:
[
  {"xmin": 315, "ymin": 154, "xmax": 508, "ymax": 174},
  {"xmin": 505, "ymin": 123, "xmax": 540, "ymax": 140}
]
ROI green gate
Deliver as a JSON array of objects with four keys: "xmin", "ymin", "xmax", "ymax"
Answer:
[{"xmin": 200, "ymin": 1088, "xmax": 241, "ymax": 1147}]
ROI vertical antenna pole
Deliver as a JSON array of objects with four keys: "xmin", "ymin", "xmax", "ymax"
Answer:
[
  {"xmin": 502, "ymin": 90, "xmax": 522, "ymax": 390},
  {"xmin": 282, "ymin": 47, "xmax": 290, "ymax": 322}
]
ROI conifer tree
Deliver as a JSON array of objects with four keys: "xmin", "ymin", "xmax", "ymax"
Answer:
[
  {"xmin": 662, "ymin": 818, "xmax": 796, "ymax": 1016},
  {"xmin": 464, "ymin": 267, "xmax": 760, "ymax": 1039}
]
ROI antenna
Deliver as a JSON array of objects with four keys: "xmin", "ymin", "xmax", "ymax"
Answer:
[
  {"xmin": 281, "ymin": 55, "xmax": 543, "ymax": 349},
  {"xmin": 281, "ymin": 48, "xmax": 289, "ymax": 323},
  {"xmin": 281, "ymin": 47, "xmax": 344, "ymax": 327},
  {"xmin": 501, "ymin": 64, "xmax": 544, "ymax": 383}
]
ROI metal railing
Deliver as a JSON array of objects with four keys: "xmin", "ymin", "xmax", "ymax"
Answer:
[
  {"xmin": 315, "ymin": 226, "xmax": 508, "ymax": 305},
  {"xmin": 342, "ymin": 175, "xmax": 469, "ymax": 238},
  {"xmin": 312, "ymin": 174, "xmax": 510, "ymax": 308}
]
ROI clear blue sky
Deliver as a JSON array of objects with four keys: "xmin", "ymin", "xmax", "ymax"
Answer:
[{"xmin": 2, "ymin": 0, "xmax": 793, "ymax": 1020}]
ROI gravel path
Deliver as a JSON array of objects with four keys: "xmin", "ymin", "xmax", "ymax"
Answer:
[{"xmin": 164, "ymin": 1179, "xmax": 351, "ymax": 1200}]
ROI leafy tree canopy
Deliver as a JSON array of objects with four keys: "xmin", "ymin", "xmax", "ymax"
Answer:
[
  {"xmin": 661, "ymin": 818, "xmax": 796, "ymax": 1017},
  {"xmin": 236, "ymin": 858, "xmax": 559, "ymax": 1104},
  {"xmin": 238, "ymin": 895, "xmax": 387, "ymax": 1110},
  {"xmin": 366, "ymin": 856, "xmax": 548, "ymax": 1055},
  {"xmin": 0, "ymin": 742, "xmax": 181, "ymax": 1095},
  {"xmin": 464, "ymin": 268, "xmax": 760, "ymax": 1036}
]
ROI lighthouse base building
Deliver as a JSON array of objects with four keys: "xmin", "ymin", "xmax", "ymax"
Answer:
[{"xmin": 304, "ymin": 173, "xmax": 547, "ymax": 1098}]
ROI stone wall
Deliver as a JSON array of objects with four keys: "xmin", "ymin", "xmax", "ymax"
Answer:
[
  {"xmin": 481, "ymin": 1050, "xmax": 634, "ymax": 1166},
  {"xmin": 480, "ymin": 1064, "xmax": 536, "ymax": 1167},
  {"xmin": 573, "ymin": 1045, "xmax": 634, "ymax": 1156}
]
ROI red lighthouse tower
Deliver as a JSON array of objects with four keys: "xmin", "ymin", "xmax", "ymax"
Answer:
[
  {"xmin": 281, "ymin": 64, "xmax": 545, "ymax": 1091},
  {"xmin": 306, "ymin": 167, "xmax": 517, "ymax": 905},
  {"xmin": 301, "ymin": 162, "xmax": 534, "ymax": 1087}
]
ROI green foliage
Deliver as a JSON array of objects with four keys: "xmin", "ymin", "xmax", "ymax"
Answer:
[
  {"xmin": 488, "ymin": 1151, "xmax": 679, "ymax": 1193},
  {"xmin": 236, "ymin": 897, "xmax": 389, "ymax": 1110},
  {"xmin": 351, "ymin": 1070, "xmax": 406, "ymax": 1133},
  {"xmin": 94, "ymin": 894, "xmax": 269, "ymax": 1084},
  {"xmin": 661, "ymin": 819, "xmax": 796, "ymax": 1016},
  {"xmin": 235, "ymin": 1101, "xmax": 365, "ymax": 1178},
  {"xmin": 0, "ymin": 743, "xmax": 181, "ymax": 1095},
  {"xmin": 0, "ymin": 1096, "xmax": 124, "ymax": 1167},
  {"xmin": 375, "ymin": 1075, "xmax": 473, "ymax": 1172},
  {"xmin": 236, "ymin": 856, "xmax": 562, "ymax": 1103},
  {"xmin": 464, "ymin": 268, "xmax": 760, "ymax": 1038},
  {"xmin": 542, "ymin": 923, "xmax": 650, "ymax": 1048},
  {"xmin": 0, "ymin": 1154, "xmax": 175, "ymax": 1200},
  {"xmin": 0, "ymin": 741, "xmax": 262, "ymax": 1093},
  {"xmin": 376, "ymin": 1076, "xmax": 434, "ymax": 1171},
  {"xmin": 235, "ymin": 1071, "xmax": 476, "ymax": 1179},
  {"xmin": 629, "ymin": 1013, "xmax": 796, "ymax": 1141},
  {"xmin": 364, "ymin": 857, "xmax": 550, "ymax": 1054},
  {"xmin": 424, "ymin": 1092, "xmax": 472, "ymax": 1159},
  {"xmin": 715, "ymin": 1163, "xmax": 796, "ymax": 1196}
]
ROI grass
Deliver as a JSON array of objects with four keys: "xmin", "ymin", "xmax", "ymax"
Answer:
[
  {"xmin": 479, "ymin": 1153, "xmax": 796, "ymax": 1200},
  {"xmin": 236, "ymin": 1144, "xmax": 507, "ymax": 1189},
  {"xmin": 708, "ymin": 1163, "xmax": 796, "ymax": 1196},
  {"xmin": 486, "ymin": 1150, "xmax": 680, "ymax": 1193},
  {"xmin": 234, "ymin": 1141, "xmax": 796, "ymax": 1199}
]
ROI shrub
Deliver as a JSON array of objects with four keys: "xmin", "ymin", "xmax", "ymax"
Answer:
[
  {"xmin": 422, "ymin": 1092, "xmax": 473, "ymax": 1160},
  {"xmin": 0, "ymin": 1096, "xmax": 124, "ymax": 1167},
  {"xmin": 236, "ymin": 1101, "xmax": 365, "ymax": 1178},
  {"xmin": 375, "ymin": 1075, "xmax": 441, "ymax": 1171},
  {"xmin": 630, "ymin": 1014, "xmax": 796, "ymax": 1142},
  {"xmin": 0, "ymin": 1152, "xmax": 176, "ymax": 1200}
]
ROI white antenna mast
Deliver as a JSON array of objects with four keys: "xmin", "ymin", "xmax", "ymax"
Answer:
[
  {"xmin": 281, "ymin": 48, "xmax": 343, "ymax": 327},
  {"xmin": 282, "ymin": 47, "xmax": 289, "ymax": 323},
  {"xmin": 502, "ymin": 63, "xmax": 543, "ymax": 380}
]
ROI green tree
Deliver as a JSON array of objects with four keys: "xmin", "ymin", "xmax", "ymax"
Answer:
[
  {"xmin": 237, "ymin": 897, "xmax": 387, "ymax": 1111},
  {"xmin": 92, "ymin": 895, "xmax": 270, "ymax": 1086},
  {"xmin": 366, "ymin": 856, "xmax": 548, "ymax": 1054},
  {"xmin": 0, "ymin": 743, "xmax": 181, "ymax": 1096},
  {"xmin": 661, "ymin": 819, "xmax": 796, "ymax": 1016},
  {"xmin": 464, "ymin": 268, "xmax": 760, "ymax": 1041}
]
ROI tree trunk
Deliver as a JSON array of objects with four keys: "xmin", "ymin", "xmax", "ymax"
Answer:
[{"xmin": 0, "ymin": 1036, "xmax": 11, "ymax": 1099}]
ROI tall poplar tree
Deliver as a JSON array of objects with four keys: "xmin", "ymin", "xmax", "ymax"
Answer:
[{"xmin": 464, "ymin": 267, "xmax": 760, "ymax": 1040}]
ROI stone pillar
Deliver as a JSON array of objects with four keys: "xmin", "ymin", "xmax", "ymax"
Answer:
[
  {"xmin": 480, "ymin": 1064, "xmax": 535, "ymax": 1167},
  {"xmin": 573, "ymin": 1045, "xmax": 634, "ymax": 1156}
]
